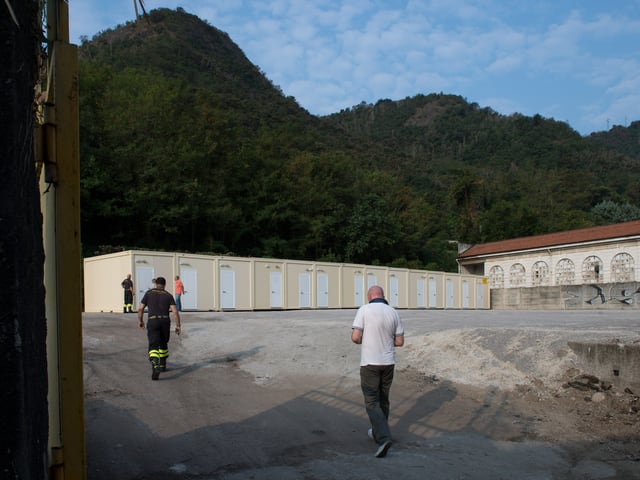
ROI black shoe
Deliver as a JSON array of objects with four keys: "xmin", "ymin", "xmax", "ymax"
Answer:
[
  {"xmin": 375, "ymin": 441, "xmax": 392, "ymax": 458},
  {"xmin": 151, "ymin": 358, "xmax": 161, "ymax": 380}
]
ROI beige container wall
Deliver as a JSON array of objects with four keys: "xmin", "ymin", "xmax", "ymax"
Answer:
[
  {"xmin": 218, "ymin": 257, "xmax": 253, "ymax": 310},
  {"xmin": 132, "ymin": 252, "xmax": 175, "ymax": 302},
  {"xmin": 388, "ymin": 269, "xmax": 409, "ymax": 308},
  {"xmin": 465, "ymin": 275, "xmax": 490, "ymax": 310},
  {"xmin": 314, "ymin": 262, "xmax": 342, "ymax": 308},
  {"xmin": 407, "ymin": 270, "xmax": 428, "ymax": 308},
  {"xmin": 83, "ymin": 251, "xmax": 488, "ymax": 311},
  {"xmin": 460, "ymin": 276, "xmax": 473, "ymax": 309},
  {"xmin": 83, "ymin": 251, "xmax": 134, "ymax": 312},
  {"xmin": 426, "ymin": 272, "xmax": 445, "ymax": 309},
  {"xmin": 284, "ymin": 260, "xmax": 315, "ymax": 309},
  {"xmin": 176, "ymin": 254, "xmax": 216, "ymax": 311},
  {"xmin": 364, "ymin": 266, "xmax": 387, "ymax": 292},
  {"xmin": 479, "ymin": 277, "xmax": 490, "ymax": 308},
  {"xmin": 465, "ymin": 275, "xmax": 487, "ymax": 309},
  {"xmin": 444, "ymin": 274, "xmax": 462, "ymax": 308},
  {"xmin": 340, "ymin": 264, "xmax": 367, "ymax": 308},
  {"xmin": 253, "ymin": 259, "xmax": 285, "ymax": 309}
]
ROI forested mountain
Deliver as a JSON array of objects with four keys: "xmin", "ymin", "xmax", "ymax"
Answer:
[
  {"xmin": 587, "ymin": 121, "xmax": 640, "ymax": 160},
  {"xmin": 79, "ymin": 8, "xmax": 640, "ymax": 272}
]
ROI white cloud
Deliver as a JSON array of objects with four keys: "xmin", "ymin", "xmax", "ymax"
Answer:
[
  {"xmin": 69, "ymin": 0, "xmax": 640, "ymax": 135},
  {"xmin": 487, "ymin": 54, "xmax": 523, "ymax": 74}
]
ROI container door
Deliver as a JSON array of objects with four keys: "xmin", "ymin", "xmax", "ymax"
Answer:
[
  {"xmin": 354, "ymin": 274, "xmax": 364, "ymax": 306},
  {"xmin": 317, "ymin": 273, "xmax": 329, "ymax": 308},
  {"xmin": 446, "ymin": 279, "xmax": 454, "ymax": 308},
  {"xmin": 220, "ymin": 269, "xmax": 235, "ymax": 309},
  {"xmin": 389, "ymin": 276, "xmax": 399, "ymax": 307},
  {"xmin": 417, "ymin": 278, "xmax": 425, "ymax": 308},
  {"xmin": 299, "ymin": 272, "xmax": 311, "ymax": 308},
  {"xmin": 367, "ymin": 274, "xmax": 377, "ymax": 290},
  {"xmin": 428, "ymin": 277, "xmax": 437, "ymax": 308},
  {"xmin": 462, "ymin": 280, "xmax": 470, "ymax": 308},
  {"xmin": 270, "ymin": 271, "xmax": 282, "ymax": 308},
  {"xmin": 135, "ymin": 266, "xmax": 154, "ymax": 301},
  {"xmin": 476, "ymin": 281, "xmax": 485, "ymax": 308},
  {"xmin": 180, "ymin": 268, "xmax": 198, "ymax": 310}
]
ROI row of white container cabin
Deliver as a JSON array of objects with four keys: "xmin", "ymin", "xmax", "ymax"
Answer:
[{"xmin": 83, "ymin": 250, "xmax": 489, "ymax": 312}]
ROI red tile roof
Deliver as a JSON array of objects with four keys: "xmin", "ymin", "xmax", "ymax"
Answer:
[{"xmin": 458, "ymin": 220, "xmax": 640, "ymax": 259}]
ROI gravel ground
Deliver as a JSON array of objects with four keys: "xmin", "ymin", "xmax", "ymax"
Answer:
[{"xmin": 83, "ymin": 309, "xmax": 640, "ymax": 479}]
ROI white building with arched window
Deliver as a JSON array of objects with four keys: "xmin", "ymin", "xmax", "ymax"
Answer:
[{"xmin": 457, "ymin": 220, "xmax": 640, "ymax": 309}]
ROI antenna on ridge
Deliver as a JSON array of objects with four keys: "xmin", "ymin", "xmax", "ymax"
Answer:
[{"xmin": 133, "ymin": 0, "xmax": 148, "ymax": 20}]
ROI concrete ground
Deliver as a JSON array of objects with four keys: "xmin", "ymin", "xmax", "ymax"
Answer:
[{"xmin": 83, "ymin": 309, "xmax": 640, "ymax": 479}]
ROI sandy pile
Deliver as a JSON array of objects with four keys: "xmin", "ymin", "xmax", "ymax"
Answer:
[{"xmin": 176, "ymin": 312, "xmax": 639, "ymax": 391}]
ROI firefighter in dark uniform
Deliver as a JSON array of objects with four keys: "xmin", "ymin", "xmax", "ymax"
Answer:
[
  {"xmin": 121, "ymin": 274, "xmax": 134, "ymax": 313},
  {"xmin": 137, "ymin": 276, "xmax": 181, "ymax": 380}
]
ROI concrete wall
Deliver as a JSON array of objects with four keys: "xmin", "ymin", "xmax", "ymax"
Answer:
[
  {"xmin": 491, "ymin": 282, "xmax": 640, "ymax": 310},
  {"xmin": 569, "ymin": 342, "xmax": 640, "ymax": 391}
]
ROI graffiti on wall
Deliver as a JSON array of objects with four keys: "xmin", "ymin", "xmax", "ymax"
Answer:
[{"xmin": 564, "ymin": 283, "xmax": 640, "ymax": 307}]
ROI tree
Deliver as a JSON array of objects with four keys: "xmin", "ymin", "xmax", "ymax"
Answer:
[
  {"xmin": 591, "ymin": 200, "xmax": 640, "ymax": 225},
  {"xmin": 76, "ymin": 9, "xmax": 640, "ymax": 271}
]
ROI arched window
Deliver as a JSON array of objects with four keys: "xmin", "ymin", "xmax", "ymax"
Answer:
[
  {"xmin": 582, "ymin": 256, "xmax": 603, "ymax": 283},
  {"xmin": 509, "ymin": 263, "xmax": 526, "ymax": 287},
  {"xmin": 489, "ymin": 265, "xmax": 504, "ymax": 288},
  {"xmin": 611, "ymin": 253, "xmax": 635, "ymax": 282},
  {"xmin": 555, "ymin": 258, "xmax": 575, "ymax": 285},
  {"xmin": 531, "ymin": 261, "xmax": 549, "ymax": 286}
]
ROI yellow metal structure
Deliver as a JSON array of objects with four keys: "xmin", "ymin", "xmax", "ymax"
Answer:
[{"xmin": 40, "ymin": 1, "xmax": 86, "ymax": 478}]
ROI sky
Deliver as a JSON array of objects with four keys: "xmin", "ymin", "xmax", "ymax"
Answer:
[{"xmin": 69, "ymin": 0, "xmax": 640, "ymax": 136}]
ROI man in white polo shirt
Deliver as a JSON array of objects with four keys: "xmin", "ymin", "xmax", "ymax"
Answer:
[{"xmin": 351, "ymin": 285, "xmax": 404, "ymax": 458}]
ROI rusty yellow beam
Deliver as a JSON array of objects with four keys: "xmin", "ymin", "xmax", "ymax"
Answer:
[{"xmin": 42, "ymin": 1, "xmax": 86, "ymax": 479}]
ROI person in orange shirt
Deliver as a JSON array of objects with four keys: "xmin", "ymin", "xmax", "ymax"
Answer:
[{"xmin": 174, "ymin": 275, "xmax": 184, "ymax": 311}]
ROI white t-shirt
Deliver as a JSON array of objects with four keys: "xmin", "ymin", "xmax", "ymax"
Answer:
[{"xmin": 352, "ymin": 301, "xmax": 404, "ymax": 366}]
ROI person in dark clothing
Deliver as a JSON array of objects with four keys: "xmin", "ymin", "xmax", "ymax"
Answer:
[
  {"xmin": 137, "ymin": 276, "xmax": 181, "ymax": 380},
  {"xmin": 121, "ymin": 274, "xmax": 134, "ymax": 313}
]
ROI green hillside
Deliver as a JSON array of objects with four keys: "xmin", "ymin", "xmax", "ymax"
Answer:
[
  {"xmin": 587, "ymin": 121, "xmax": 640, "ymax": 160},
  {"xmin": 79, "ymin": 8, "xmax": 640, "ymax": 271}
]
